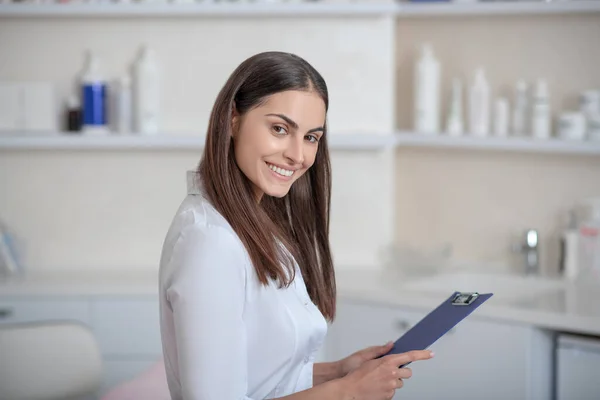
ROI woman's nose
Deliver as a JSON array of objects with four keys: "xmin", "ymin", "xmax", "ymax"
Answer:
[{"xmin": 283, "ymin": 136, "xmax": 304, "ymax": 165}]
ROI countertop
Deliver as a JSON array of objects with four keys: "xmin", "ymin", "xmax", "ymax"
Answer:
[
  {"xmin": 1, "ymin": 267, "xmax": 599, "ymax": 336},
  {"xmin": 334, "ymin": 269, "xmax": 600, "ymax": 337}
]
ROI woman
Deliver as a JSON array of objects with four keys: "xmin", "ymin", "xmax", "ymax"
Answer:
[{"xmin": 158, "ymin": 51, "xmax": 433, "ymax": 400}]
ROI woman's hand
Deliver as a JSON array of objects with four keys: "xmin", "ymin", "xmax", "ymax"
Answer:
[
  {"xmin": 338, "ymin": 341, "xmax": 395, "ymax": 377},
  {"xmin": 338, "ymin": 350, "xmax": 434, "ymax": 400}
]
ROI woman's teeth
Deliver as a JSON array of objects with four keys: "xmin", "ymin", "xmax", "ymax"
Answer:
[{"xmin": 267, "ymin": 163, "xmax": 294, "ymax": 177}]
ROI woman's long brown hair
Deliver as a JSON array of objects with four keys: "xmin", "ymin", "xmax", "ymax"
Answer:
[{"xmin": 197, "ymin": 51, "xmax": 336, "ymax": 321}]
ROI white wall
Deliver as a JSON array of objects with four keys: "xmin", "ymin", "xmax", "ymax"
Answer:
[
  {"xmin": 0, "ymin": 148, "xmax": 395, "ymax": 271},
  {"xmin": 0, "ymin": 15, "xmax": 396, "ymax": 271}
]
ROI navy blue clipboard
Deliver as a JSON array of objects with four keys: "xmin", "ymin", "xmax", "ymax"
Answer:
[{"xmin": 384, "ymin": 291, "xmax": 493, "ymax": 366}]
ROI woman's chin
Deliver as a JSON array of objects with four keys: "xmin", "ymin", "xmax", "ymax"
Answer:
[{"xmin": 263, "ymin": 185, "xmax": 291, "ymax": 199}]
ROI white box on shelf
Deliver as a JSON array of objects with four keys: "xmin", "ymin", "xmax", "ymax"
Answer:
[
  {"xmin": 0, "ymin": 82, "xmax": 57, "ymax": 133},
  {"xmin": 0, "ymin": 82, "xmax": 21, "ymax": 131},
  {"xmin": 21, "ymin": 82, "xmax": 57, "ymax": 132}
]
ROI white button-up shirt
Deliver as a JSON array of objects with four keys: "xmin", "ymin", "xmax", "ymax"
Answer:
[{"xmin": 159, "ymin": 172, "xmax": 328, "ymax": 400}]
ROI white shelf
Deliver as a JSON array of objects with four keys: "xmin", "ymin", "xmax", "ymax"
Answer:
[
  {"xmin": 3, "ymin": 132, "xmax": 600, "ymax": 155},
  {"xmin": 0, "ymin": 3, "xmax": 396, "ymax": 18},
  {"xmin": 395, "ymin": 131, "xmax": 600, "ymax": 155},
  {"xmin": 329, "ymin": 133, "xmax": 397, "ymax": 150},
  {"xmin": 0, "ymin": 132, "xmax": 397, "ymax": 151},
  {"xmin": 1, "ymin": 1, "xmax": 599, "ymax": 18},
  {"xmin": 397, "ymin": 0, "xmax": 600, "ymax": 17},
  {"xmin": 0, "ymin": 133, "xmax": 205, "ymax": 150}
]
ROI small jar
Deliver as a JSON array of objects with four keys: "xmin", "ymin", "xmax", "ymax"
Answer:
[
  {"xmin": 65, "ymin": 95, "xmax": 82, "ymax": 133},
  {"xmin": 557, "ymin": 112, "xmax": 586, "ymax": 141}
]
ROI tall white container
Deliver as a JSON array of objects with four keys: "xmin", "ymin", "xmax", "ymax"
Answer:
[
  {"xmin": 575, "ymin": 198, "xmax": 600, "ymax": 283},
  {"xmin": 468, "ymin": 67, "xmax": 490, "ymax": 137},
  {"xmin": 111, "ymin": 75, "xmax": 133, "ymax": 134},
  {"xmin": 512, "ymin": 80, "xmax": 529, "ymax": 136},
  {"xmin": 531, "ymin": 79, "xmax": 551, "ymax": 139},
  {"xmin": 493, "ymin": 97, "xmax": 509, "ymax": 137},
  {"xmin": 446, "ymin": 78, "xmax": 464, "ymax": 136},
  {"xmin": 414, "ymin": 44, "xmax": 440, "ymax": 134},
  {"xmin": 133, "ymin": 45, "xmax": 160, "ymax": 135}
]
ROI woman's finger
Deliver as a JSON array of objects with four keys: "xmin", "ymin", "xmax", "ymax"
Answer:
[
  {"xmin": 373, "ymin": 341, "xmax": 394, "ymax": 356},
  {"xmin": 397, "ymin": 367, "xmax": 412, "ymax": 379},
  {"xmin": 384, "ymin": 350, "xmax": 434, "ymax": 367},
  {"xmin": 361, "ymin": 341, "xmax": 394, "ymax": 360},
  {"xmin": 395, "ymin": 378, "xmax": 404, "ymax": 389}
]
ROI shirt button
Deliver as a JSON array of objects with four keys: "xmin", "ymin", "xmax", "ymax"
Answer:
[{"xmin": 303, "ymin": 355, "xmax": 310, "ymax": 363}]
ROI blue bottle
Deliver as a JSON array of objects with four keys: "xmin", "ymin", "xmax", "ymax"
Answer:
[{"xmin": 81, "ymin": 50, "xmax": 108, "ymax": 134}]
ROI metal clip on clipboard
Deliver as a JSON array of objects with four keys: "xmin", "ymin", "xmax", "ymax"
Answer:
[
  {"xmin": 383, "ymin": 291, "xmax": 494, "ymax": 366},
  {"xmin": 451, "ymin": 292, "xmax": 479, "ymax": 306}
]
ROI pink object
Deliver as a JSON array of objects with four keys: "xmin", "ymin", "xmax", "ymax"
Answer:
[{"xmin": 101, "ymin": 359, "xmax": 171, "ymax": 400}]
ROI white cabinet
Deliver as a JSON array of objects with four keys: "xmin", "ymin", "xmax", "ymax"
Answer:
[
  {"xmin": 557, "ymin": 334, "xmax": 600, "ymax": 400},
  {"xmin": 0, "ymin": 298, "xmax": 91, "ymax": 326},
  {"xmin": 325, "ymin": 298, "xmax": 553, "ymax": 400},
  {"xmin": 92, "ymin": 297, "xmax": 162, "ymax": 357},
  {"xmin": 0, "ymin": 295, "xmax": 162, "ymax": 397}
]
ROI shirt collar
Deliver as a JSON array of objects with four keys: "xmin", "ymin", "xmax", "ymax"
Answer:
[{"xmin": 186, "ymin": 170, "xmax": 205, "ymax": 196}]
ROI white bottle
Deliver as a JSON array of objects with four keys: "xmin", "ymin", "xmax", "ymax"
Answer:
[
  {"xmin": 576, "ymin": 199, "xmax": 600, "ymax": 283},
  {"xmin": 580, "ymin": 90, "xmax": 600, "ymax": 140},
  {"xmin": 580, "ymin": 90, "xmax": 600, "ymax": 119},
  {"xmin": 468, "ymin": 67, "xmax": 490, "ymax": 137},
  {"xmin": 531, "ymin": 79, "xmax": 551, "ymax": 139},
  {"xmin": 446, "ymin": 78, "xmax": 464, "ymax": 136},
  {"xmin": 133, "ymin": 45, "xmax": 160, "ymax": 135},
  {"xmin": 512, "ymin": 80, "xmax": 529, "ymax": 136},
  {"xmin": 111, "ymin": 75, "xmax": 133, "ymax": 134},
  {"xmin": 414, "ymin": 44, "xmax": 440, "ymax": 135},
  {"xmin": 561, "ymin": 210, "xmax": 579, "ymax": 281},
  {"xmin": 493, "ymin": 97, "xmax": 510, "ymax": 137}
]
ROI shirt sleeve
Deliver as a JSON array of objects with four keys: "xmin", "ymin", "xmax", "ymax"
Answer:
[{"xmin": 165, "ymin": 224, "xmax": 254, "ymax": 400}]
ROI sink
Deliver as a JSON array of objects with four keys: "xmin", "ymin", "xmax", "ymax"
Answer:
[{"xmin": 401, "ymin": 271, "xmax": 566, "ymax": 301}]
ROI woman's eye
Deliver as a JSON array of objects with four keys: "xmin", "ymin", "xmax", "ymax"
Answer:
[
  {"xmin": 306, "ymin": 135, "xmax": 319, "ymax": 143},
  {"xmin": 273, "ymin": 125, "xmax": 287, "ymax": 135}
]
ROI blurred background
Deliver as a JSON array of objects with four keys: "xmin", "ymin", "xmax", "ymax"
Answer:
[{"xmin": 1, "ymin": 0, "xmax": 599, "ymax": 399}]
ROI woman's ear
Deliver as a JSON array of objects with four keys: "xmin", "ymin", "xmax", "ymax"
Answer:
[{"xmin": 231, "ymin": 106, "xmax": 240, "ymax": 140}]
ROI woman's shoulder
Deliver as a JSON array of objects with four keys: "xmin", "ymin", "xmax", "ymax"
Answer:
[
  {"xmin": 167, "ymin": 170, "xmax": 238, "ymax": 239},
  {"xmin": 172, "ymin": 194, "xmax": 234, "ymax": 238},
  {"xmin": 159, "ymin": 172, "xmax": 250, "ymax": 283}
]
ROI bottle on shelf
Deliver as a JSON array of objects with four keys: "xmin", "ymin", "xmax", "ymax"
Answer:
[
  {"xmin": 512, "ymin": 79, "xmax": 529, "ymax": 136},
  {"xmin": 531, "ymin": 79, "xmax": 551, "ymax": 140},
  {"xmin": 65, "ymin": 95, "xmax": 82, "ymax": 133},
  {"xmin": 468, "ymin": 67, "xmax": 490, "ymax": 137},
  {"xmin": 574, "ymin": 198, "xmax": 600, "ymax": 284},
  {"xmin": 560, "ymin": 210, "xmax": 579, "ymax": 281},
  {"xmin": 133, "ymin": 45, "xmax": 160, "ymax": 135},
  {"xmin": 80, "ymin": 50, "xmax": 109, "ymax": 135},
  {"xmin": 580, "ymin": 89, "xmax": 600, "ymax": 141},
  {"xmin": 446, "ymin": 77, "xmax": 464, "ymax": 137},
  {"xmin": 110, "ymin": 75, "xmax": 133, "ymax": 134},
  {"xmin": 493, "ymin": 97, "xmax": 509, "ymax": 137},
  {"xmin": 414, "ymin": 43, "xmax": 440, "ymax": 135}
]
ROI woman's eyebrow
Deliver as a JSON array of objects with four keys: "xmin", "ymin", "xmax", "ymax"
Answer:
[
  {"xmin": 265, "ymin": 113, "xmax": 298, "ymax": 129},
  {"xmin": 265, "ymin": 113, "xmax": 324, "ymax": 133}
]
